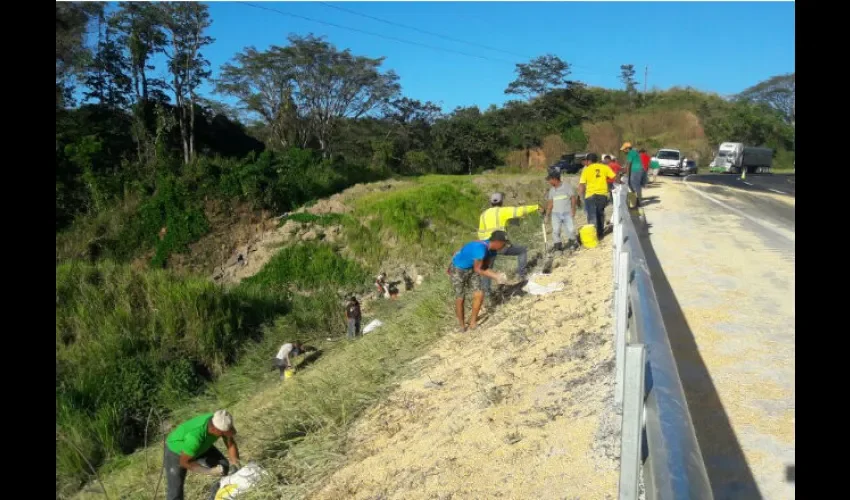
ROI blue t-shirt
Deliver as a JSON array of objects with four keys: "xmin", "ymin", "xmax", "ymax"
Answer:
[{"xmin": 451, "ymin": 240, "xmax": 495, "ymax": 270}]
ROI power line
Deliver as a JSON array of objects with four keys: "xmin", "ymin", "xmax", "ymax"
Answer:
[
  {"xmin": 317, "ymin": 1, "xmax": 531, "ymax": 60},
  {"xmin": 242, "ymin": 2, "xmax": 517, "ymax": 65}
]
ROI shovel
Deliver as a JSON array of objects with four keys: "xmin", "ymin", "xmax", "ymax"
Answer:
[{"xmin": 541, "ymin": 218, "xmax": 554, "ymax": 274}]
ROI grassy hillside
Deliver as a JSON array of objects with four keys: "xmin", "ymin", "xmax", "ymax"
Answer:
[{"xmin": 57, "ymin": 175, "xmax": 524, "ymax": 495}]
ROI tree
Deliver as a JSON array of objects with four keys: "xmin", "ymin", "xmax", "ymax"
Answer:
[
  {"xmin": 288, "ymin": 35, "xmax": 400, "ymax": 154},
  {"xmin": 505, "ymin": 55, "xmax": 572, "ymax": 99},
  {"xmin": 217, "ymin": 46, "xmax": 307, "ymax": 150},
  {"xmin": 619, "ymin": 64, "xmax": 639, "ymax": 108},
  {"xmin": 431, "ymin": 107, "xmax": 502, "ymax": 174},
  {"xmin": 158, "ymin": 2, "xmax": 214, "ymax": 164},
  {"xmin": 218, "ymin": 35, "xmax": 400, "ymax": 155},
  {"xmin": 112, "ymin": 2, "xmax": 167, "ymax": 104},
  {"xmin": 83, "ymin": 10, "xmax": 133, "ymax": 109},
  {"xmin": 56, "ymin": 2, "xmax": 103, "ymax": 107},
  {"xmin": 735, "ymin": 73, "xmax": 795, "ymax": 125}
]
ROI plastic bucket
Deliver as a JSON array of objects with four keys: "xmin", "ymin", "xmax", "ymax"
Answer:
[
  {"xmin": 579, "ymin": 225, "xmax": 598, "ymax": 248},
  {"xmin": 284, "ymin": 369, "xmax": 295, "ymax": 379}
]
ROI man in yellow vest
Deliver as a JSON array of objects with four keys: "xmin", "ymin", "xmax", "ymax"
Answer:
[{"xmin": 477, "ymin": 192, "xmax": 540, "ymax": 292}]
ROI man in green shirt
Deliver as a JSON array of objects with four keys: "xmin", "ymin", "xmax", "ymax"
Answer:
[
  {"xmin": 164, "ymin": 410, "xmax": 241, "ymax": 500},
  {"xmin": 620, "ymin": 142, "xmax": 644, "ymax": 205},
  {"xmin": 649, "ymin": 157, "xmax": 661, "ymax": 184}
]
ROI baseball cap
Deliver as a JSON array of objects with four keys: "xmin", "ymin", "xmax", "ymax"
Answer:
[
  {"xmin": 212, "ymin": 410, "xmax": 235, "ymax": 434},
  {"xmin": 546, "ymin": 170, "xmax": 561, "ymax": 180},
  {"xmin": 620, "ymin": 142, "xmax": 632, "ymax": 151},
  {"xmin": 489, "ymin": 192, "xmax": 504, "ymax": 204},
  {"xmin": 489, "ymin": 230, "xmax": 509, "ymax": 242},
  {"xmin": 586, "ymin": 153, "xmax": 599, "ymax": 163}
]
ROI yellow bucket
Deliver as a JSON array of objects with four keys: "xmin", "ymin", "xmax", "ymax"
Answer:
[
  {"xmin": 284, "ymin": 369, "xmax": 295, "ymax": 379},
  {"xmin": 579, "ymin": 224, "xmax": 598, "ymax": 248}
]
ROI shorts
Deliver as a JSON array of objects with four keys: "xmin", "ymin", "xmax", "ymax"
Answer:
[{"xmin": 449, "ymin": 265, "xmax": 482, "ymax": 298}]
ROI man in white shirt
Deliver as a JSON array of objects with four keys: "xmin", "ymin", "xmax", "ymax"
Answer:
[{"xmin": 273, "ymin": 341, "xmax": 304, "ymax": 380}]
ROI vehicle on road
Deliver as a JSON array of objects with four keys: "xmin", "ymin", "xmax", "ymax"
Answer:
[
  {"xmin": 681, "ymin": 159, "xmax": 698, "ymax": 176},
  {"xmin": 654, "ymin": 149, "xmax": 684, "ymax": 176},
  {"xmin": 709, "ymin": 142, "xmax": 773, "ymax": 174},
  {"xmin": 550, "ymin": 152, "xmax": 588, "ymax": 175}
]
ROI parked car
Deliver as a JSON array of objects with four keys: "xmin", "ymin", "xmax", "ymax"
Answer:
[{"xmin": 549, "ymin": 152, "xmax": 588, "ymax": 175}]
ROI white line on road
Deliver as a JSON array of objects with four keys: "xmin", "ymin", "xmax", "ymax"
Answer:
[
  {"xmin": 682, "ymin": 176, "xmax": 795, "ymax": 242},
  {"xmin": 743, "ymin": 181, "xmax": 753, "ymax": 186},
  {"xmin": 769, "ymin": 188, "xmax": 787, "ymax": 195}
]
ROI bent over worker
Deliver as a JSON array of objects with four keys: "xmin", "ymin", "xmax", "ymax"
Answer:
[
  {"xmin": 448, "ymin": 231, "xmax": 509, "ymax": 332},
  {"xmin": 477, "ymin": 192, "xmax": 539, "ymax": 290},
  {"xmin": 164, "ymin": 410, "xmax": 241, "ymax": 500}
]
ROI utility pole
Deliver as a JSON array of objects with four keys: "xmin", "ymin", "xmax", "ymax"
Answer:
[{"xmin": 644, "ymin": 65, "xmax": 648, "ymax": 93}]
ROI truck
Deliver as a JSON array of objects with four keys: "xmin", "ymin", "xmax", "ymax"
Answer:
[
  {"xmin": 653, "ymin": 148, "xmax": 683, "ymax": 176},
  {"xmin": 709, "ymin": 142, "xmax": 773, "ymax": 174}
]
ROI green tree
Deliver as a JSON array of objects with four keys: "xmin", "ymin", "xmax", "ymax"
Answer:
[
  {"xmin": 56, "ymin": 2, "xmax": 103, "ymax": 107},
  {"xmin": 735, "ymin": 73, "xmax": 795, "ymax": 126},
  {"xmin": 158, "ymin": 2, "xmax": 214, "ymax": 164},
  {"xmin": 432, "ymin": 106, "xmax": 502, "ymax": 174},
  {"xmin": 505, "ymin": 54, "xmax": 572, "ymax": 99},
  {"xmin": 83, "ymin": 10, "xmax": 133, "ymax": 109},
  {"xmin": 619, "ymin": 64, "xmax": 639, "ymax": 108}
]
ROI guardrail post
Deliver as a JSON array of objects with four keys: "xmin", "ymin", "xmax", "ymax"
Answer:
[
  {"xmin": 619, "ymin": 343, "xmax": 647, "ymax": 500},
  {"xmin": 614, "ymin": 251, "xmax": 630, "ymax": 408}
]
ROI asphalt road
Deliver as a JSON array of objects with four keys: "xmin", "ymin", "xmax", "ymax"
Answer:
[
  {"xmin": 683, "ymin": 173, "xmax": 795, "ymax": 197},
  {"xmin": 639, "ymin": 179, "xmax": 794, "ymax": 499}
]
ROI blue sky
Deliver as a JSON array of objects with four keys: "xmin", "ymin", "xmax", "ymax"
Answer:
[{"xmin": 101, "ymin": 1, "xmax": 796, "ymax": 113}]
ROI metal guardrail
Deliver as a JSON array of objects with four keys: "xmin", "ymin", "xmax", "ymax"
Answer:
[{"xmin": 610, "ymin": 186, "xmax": 714, "ymax": 500}]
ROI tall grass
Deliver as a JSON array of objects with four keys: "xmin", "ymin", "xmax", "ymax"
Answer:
[
  {"xmin": 243, "ymin": 243, "xmax": 369, "ymax": 292},
  {"xmin": 55, "ymin": 260, "xmax": 288, "ymax": 493},
  {"xmin": 344, "ymin": 177, "xmax": 484, "ymax": 269}
]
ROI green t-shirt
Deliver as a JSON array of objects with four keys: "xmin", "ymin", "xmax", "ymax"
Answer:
[
  {"xmin": 166, "ymin": 413, "xmax": 219, "ymax": 458},
  {"xmin": 627, "ymin": 150, "xmax": 643, "ymax": 172},
  {"xmin": 650, "ymin": 160, "xmax": 660, "ymax": 170}
]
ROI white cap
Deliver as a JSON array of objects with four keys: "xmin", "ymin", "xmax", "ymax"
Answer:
[
  {"xmin": 490, "ymin": 192, "xmax": 504, "ymax": 205},
  {"xmin": 212, "ymin": 410, "xmax": 234, "ymax": 433}
]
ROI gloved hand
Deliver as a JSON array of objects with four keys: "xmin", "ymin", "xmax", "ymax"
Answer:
[{"xmin": 208, "ymin": 465, "xmax": 226, "ymax": 477}]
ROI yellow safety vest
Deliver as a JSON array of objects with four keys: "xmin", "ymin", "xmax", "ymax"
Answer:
[{"xmin": 477, "ymin": 205, "xmax": 538, "ymax": 240}]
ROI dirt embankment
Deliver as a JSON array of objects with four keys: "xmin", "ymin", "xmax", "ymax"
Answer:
[{"xmin": 310, "ymin": 238, "xmax": 620, "ymax": 500}]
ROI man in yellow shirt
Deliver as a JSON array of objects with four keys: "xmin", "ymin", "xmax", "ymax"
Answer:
[
  {"xmin": 578, "ymin": 153, "xmax": 619, "ymax": 241},
  {"xmin": 477, "ymin": 192, "xmax": 539, "ymax": 290}
]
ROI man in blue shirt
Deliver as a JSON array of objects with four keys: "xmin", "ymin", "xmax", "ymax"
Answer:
[{"xmin": 448, "ymin": 231, "xmax": 509, "ymax": 332}]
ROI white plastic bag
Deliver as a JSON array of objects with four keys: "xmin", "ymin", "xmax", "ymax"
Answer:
[
  {"xmin": 362, "ymin": 319, "xmax": 383, "ymax": 334},
  {"xmin": 522, "ymin": 273, "xmax": 565, "ymax": 296},
  {"xmin": 214, "ymin": 463, "xmax": 266, "ymax": 499}
]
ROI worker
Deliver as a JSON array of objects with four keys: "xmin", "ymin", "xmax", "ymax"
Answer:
[
  {"xmin": 604, "ymin": 155, "xmax": 622, "ymax": 198},
  {"xmin": 374, "ymin": 272, "xmax": 388, "ymax": 298},
  {"xmin": 164, "ymin": 410, "xmax": 241, "ymax": 500},
  {"xmin": 344, "ymin": 296, "xmax": 361, "ymax": 339},
  {"xmin": 477, "ymin": 192, "xmax": 539, "ymax": 289},
  {"xmin": 578, "ymin": 153, "xmax": 619, "ymax": 241},
  {"xmin": 649, "ymin": 156, "xmax": 661, "ymax": 183},
  {"xmin": 639, "ymin": 148, "xmax": 651, "ymax": 187},
  {"xmin": 543, "ymin": 170, "xmax": 578, "ymax": 251},
  {"xmin": 621, "ymin": 142, "xmax": 644, "ymax": 206},
  {"xmin": 272, "ymin": 341, "xmax": 305, "ymax": 380},
  {"xmin": 449, "ymin": 231, "xmax": 509, "ymax": 332}
]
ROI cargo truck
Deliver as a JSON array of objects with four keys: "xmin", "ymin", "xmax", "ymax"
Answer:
[{"xmin": 709, "ymin": 142, "xmax": 773, "ymax": 174}]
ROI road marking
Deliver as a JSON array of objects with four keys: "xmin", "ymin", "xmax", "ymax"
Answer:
[
  {"xmin": 769, "ymin": 188, "xmax": 787, "ymax": 195},
  {"xmin": 682, "ymin": 176, "xmax": 794, "ymax": 243},
  {"xmin": 743, "ymin": 181, "xmax": 753, "ymax": 186}
]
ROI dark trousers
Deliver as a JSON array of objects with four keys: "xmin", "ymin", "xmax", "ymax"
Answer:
[
  {"xmin": 481, "ymin": 244, "xmax": 528, "ymax": 294},
  {"xmin": 585, "ymin": 194, "xmax": 608, "ymax": 240},
  {"xmin": 164, "ymin": 444, "xmax": 230, "ymax": 500}
]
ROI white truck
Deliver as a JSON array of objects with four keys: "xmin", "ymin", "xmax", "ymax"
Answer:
[
  {"xmin": 653, "ymin": 148, "xmax": 683, "ymax": 176},
  {"xmin": 709, "ymin": 142, "xmax": 773, "ymax": 174}
]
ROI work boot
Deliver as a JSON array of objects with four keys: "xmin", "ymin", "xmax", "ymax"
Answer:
[{"xmin": 553, "ymin": 242, "xmax": 563, "ymax": 252}]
